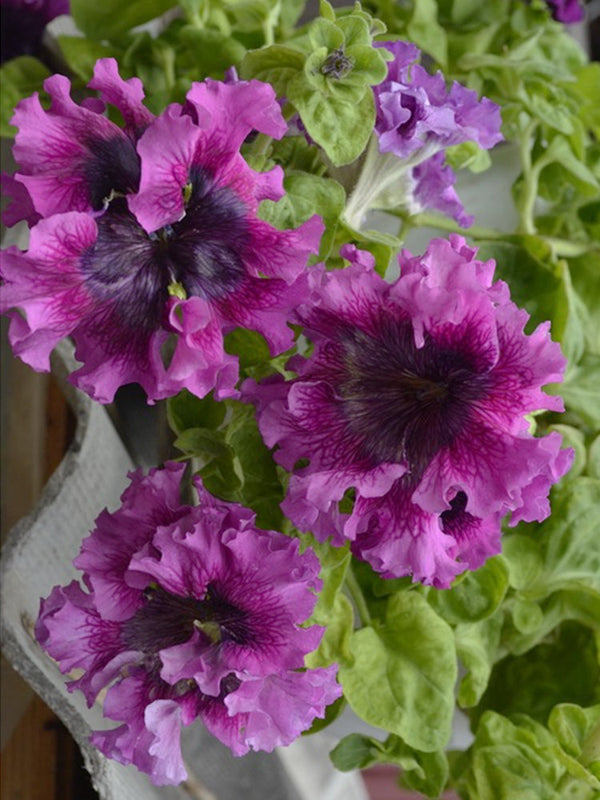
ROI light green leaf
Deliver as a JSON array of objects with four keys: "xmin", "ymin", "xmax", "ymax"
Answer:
[
  {"xmin": 427, "ymin": 556, "xmax": 509, "ymax": 625},
  {"xmin": 70, "ymin": 0, "xmax": 177, "ymax": 40},
  {"xmin": 0, "ymin": 57, "xmax": 50, "ymax": 138},
  {"xmin": 407, "ymin": 0, "xmax": 448, "ymax": 67},
  {"xmin": 305, "ymin": 591, "xmax": 354, "ymax": 668},
  {"xmin": 287, "ymin": 79, "xmax": 374, "ymax": 165},
  {"xmin": 58, "ymin": 37, "xmax": 120, "ymax": 82},
  {"xmin": 456, "ymin": 711, "xmax": 565, "ymax": 800},
  {"xmin": 259, "ymin": 172, "xmax": 345, "ymax": 258},
  {"xmin": 339, "ymin": 592, "xmax": 456, "ymax": 751},
  {"xmin": 455, "ymin": 613, "xmax": 503, "ymax": 708},
  {"xmin": 559, "ymin": 357, "xmax": 600, "ymax": 428},
  {"xmin": 445, "ymin": 141, "xmax": 492, "ymax": 173},
  {"xmin": 240, "ymin": 45, "xmax": 305, "ymax": 95},
  {"xmin": 330, "ymin": 733, "xmax": 449, "ymax": 797},
  {"xmin": 549, "ymin": 704, "xmax": 600, "ymax": 789}
]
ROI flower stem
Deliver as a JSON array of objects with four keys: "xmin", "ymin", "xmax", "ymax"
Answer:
[{"xmin": 345, "ymin": 564, "xmax": 373, "ymax": 627}]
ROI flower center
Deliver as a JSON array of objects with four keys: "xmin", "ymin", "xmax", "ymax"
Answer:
[
  {"xmin": 85, "ymin": 135, "xmax": 142, "ymax": 210},
  {"xmin": 321, "ymin": 48, "xmax": 354, "ymax": 80},
  {"xmin": 121, "ymin": 584, "xmax": 249, "ymax": 654},
  {"xmin": 397, "ymin": 93, "xmax": 425, "ymax": 138},
  {"xmin": 338, "ymin": 316, "xmax": 490, "ymax": 478}
]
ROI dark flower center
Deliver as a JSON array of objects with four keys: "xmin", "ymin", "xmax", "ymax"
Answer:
[
  {"xmin": 440, "ymin": 490, "xmax": 472, "ymax": 535},
  {"xmin": 85, "ymin": 136, "xmax": 142, "ymax": 210},
  {"xmin": 397, "ymin": 93, "xmax": 425, "ymax": 138},
  {"xmin": 338, "ymin": 315, "xmax": 490, "ymax": 479},
  {"xmin": 79, "ymin": 168, "xmax": 249, "ymax": 353},
  {"xmin": 121, "ymin": 583, "xmax": 249, "ymax": 654},
  {"xmin": 321, "ymin": 48, "xmax": 354, "ymax": 80}
]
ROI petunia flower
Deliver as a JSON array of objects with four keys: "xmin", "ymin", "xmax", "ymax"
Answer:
[
  {"xmin": 545, "ymin": 0, "xmax": 584, "ymax": 23},
  {"xmin": 1, "ymin": 59, "xmax": 323, "ymax": 403},
  {"xmin": 343, "ymin": 41, "xmax": 502, "ymax": 229},
  {"xmin": 0, "ymin": 0, "xmax": 69, "ymax": 64},
  {"xmin": 245, "ymin": 237, "xmax": 573, "ymax": 588},
  {"xmin": 36, "ymin": 463, "xmax": 341, "ymax": 785}
]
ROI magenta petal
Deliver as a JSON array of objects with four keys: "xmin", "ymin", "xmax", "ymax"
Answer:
[
  {"xmin": 88, "ymin": 58, "xmax": 154, "ymax": 134},
  {"xmin": 224, "ymin": 667, "xmax": 342, "ymax": 752},
  {"xmin": 185, "ymin": 78, "xmax": 287, "ymax": 154},
  {"xmin": 0, "ymin": 212, "xmax": 96, "ymax": 371},
  {"xmin": 249, "ymin": 237, "xmax": 570, "ymax": 584},
  {"xmin": 128, "ymin": 108, "xmax": 203, "ymax": 233}
]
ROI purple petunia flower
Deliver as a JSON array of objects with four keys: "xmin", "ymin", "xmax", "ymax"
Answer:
[
  {"xmin": 245, "ymin": 237, "xmax": 573, "ymax": 588},
  {"xmin": 545, "ymin": 0, "xmax": 584, "ymax": 23},
  {"xmin": 343, "ymin": 41, "xmax": 502, "ymax": 229},
  {"xmin": 36, "ymin": 463, "xmax": 341, "ymax": 785},
  {"xmin": 0, "ymin": 0, "xmax": 69, "ymax": 64},
  {"xmin": 1, "ymin": 59, "xmax": 323, "ymax": 403}
]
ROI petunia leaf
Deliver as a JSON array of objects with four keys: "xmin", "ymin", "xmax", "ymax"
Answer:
[{"xmin": 338, "ymin": 592, "xmax": 456, "ymax": 751}]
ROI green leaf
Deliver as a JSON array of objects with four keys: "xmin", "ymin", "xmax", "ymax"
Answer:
[
  {"xmin": 559, "ymin": 356, "xmax": 600, "ymax": 428},
  {"xmin": 406, "ymin": 0, "xmax": 448, "ymax": 68},
  {"xmin": 475, "ymin": 622, "xmax": 600, "ymax": 727},
  {"xmin": 549, "ymin": 704, "xmax": 600, "ymax": 790},
  {"xmin": 569, "ymin": 252, "xmax": 600, "ymax": 357},
  {"xmin": 541, "ymin": 136, "xmax": 599, "ymax": 195},
  {"xmin": 70, "ymin": 0, "xmax": 177, "ymax": 40},
  {"xmin": 574, "ymin": 64, "xmax": 600, "ymax": 139},
  {"xmin": 240, "ymin": 45, "xmax": 305, "ymax": 95},
  {"xmin": 174, "ymin": 428, "xmax": 230, "ymax": 458},
  {"xmin": 509, "ymin": 478, "xmax": 600, "ymax": 600},
  {"xmin": 330, "ymin": 733, "xmax": 383, "ymax": 771},
  {"xmin": 167, "ymin": 390, "xmax": 226, "ymax": 435},
  {"xmin": 259, "ymin": 172, "xmax": 345, "ymax": 258},
  {"xmin": 306, "ymin": 592, "xmax": 354, "ymax": 668},
  {"xmin": 58, "ymin": 37, "xmax": 120, "ymax": 82},
  {"xmin": 456, "ymin": 711, "xmax": 566, "ymax": 800},
  {"xmin": 455, "ymin": 613, "xmax": 503, "ymax": 708},
  {"xmin": 330, "ymin": 732, "xmax": 449, "ymax": 797},
  {"xmin": 427, "ymin": 556, "xmax": 509, "ymax": 625},
  {"xmin": 588, "ymin": 436, "xmax": 600, "ymax": 480},
  {"xmin": 224, "ymin": 328, "xmax": 271, "ymax": 369},
  {"xmin": 339, "ymin": 592, "xmax": 456, "ymax": 751},
  {"xmin": 0, "ymin": 57, "xmax": 50, "ymax": 138},
  {"xmin": 445, "ymin": 141, "xmax": 492, "ymax": 174},
  {"xmin": 287, "ymin": 79, "xmax": 374, "ymax": 166}
]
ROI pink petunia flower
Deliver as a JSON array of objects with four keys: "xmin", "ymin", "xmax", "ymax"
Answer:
[
  {"xmin": 1, "ymin": 59, "xmax": 323, "ymax": 403},
  {"xmin": 36, "ymin": 463, "xmax": 341, "ymax": 785},
  {"xmin": 245, "ymin": 237, "xmax": 573, "ymax": 588}
]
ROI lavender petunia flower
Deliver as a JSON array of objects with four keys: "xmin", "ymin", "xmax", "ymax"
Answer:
[
  {"xmin": 0, "ymin": 0, "xmax": 69, "ymax": 64},
  {"xmin": 36, "ymin": 463, "xmax": 341, "ymax": 785},
  {"xmin": 411, "ymin": 152, "xmax": 474, "ymax": 228},
  {"xmin": 1, "ymin": 60, "xmax": 323, "ymax": 403},
  {"xmin": 245, "ymin": 237, "xmax": 573, "ymax": 588},
  {"xmin": 545, "ymin": 0, "xmax": 584, "ymax": 23},
  {"xmin": 344, "ymin": 41, "xmax": 502, "ymax": 229}
]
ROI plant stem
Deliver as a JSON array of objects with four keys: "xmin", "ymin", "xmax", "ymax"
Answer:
[
  {"xmin": 345, "ymin": 564, "xmax": 372, "ymax": 627},
  {"xmin": 516, "ymin": 120, "xmax": 539, "ymax": 235}
]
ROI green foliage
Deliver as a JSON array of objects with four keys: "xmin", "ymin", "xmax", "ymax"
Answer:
[
  {"xmin": 0, "ymin": 57, "xmax": 49, "ymax": 137},
  {"xmin": 339, "ymin": 592, "xmax": 457, "ymax": 751},
  {"xmin": 474, "ymin": 622, "xmax": 600, "ymax": 728},
  {"xmin": 258, "ymin": 172, "xmax": 345, "ymax": 258},
  {"xmin": 331, "ymin": 733, "xmax": 449, "ymax": 797},
  {"xmin": 169, "ymin": 396, "xmax": 284, "ymax": 530},
  {"xmin": 70, "ymin": 0, "xmax": 177, "ymax": 40}
]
